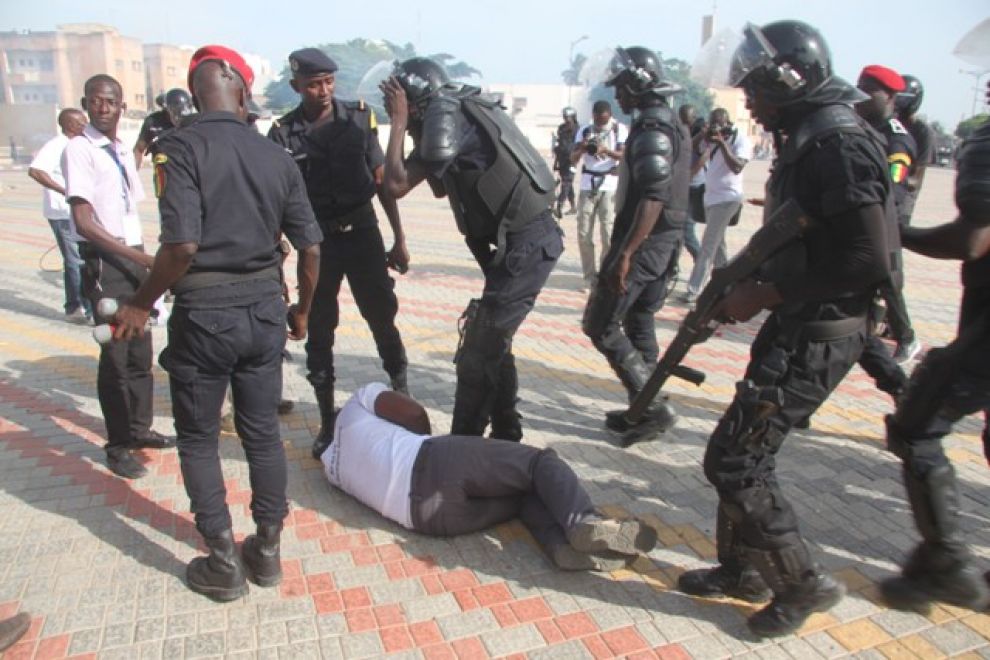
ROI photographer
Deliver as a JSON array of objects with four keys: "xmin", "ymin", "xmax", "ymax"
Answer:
[
  {"xmin": 570, "ymin": 100, "xmax": 627, "ymax": 291},
  {"xmin": 682, "ymin": 107, "xmax": 751, "ymax": 303}
]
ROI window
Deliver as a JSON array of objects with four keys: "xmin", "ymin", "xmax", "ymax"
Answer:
[
  {"xmin": 132, "ymin": 60, "xmax": 142, "ymax": 71},
  {"xmin": 115, "ymin": 59, "xmax": 124, "ymax": 69}
]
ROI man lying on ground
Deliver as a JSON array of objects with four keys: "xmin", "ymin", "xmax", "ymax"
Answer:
[{"xmin": 321, "ymin": 382, "xmax": 658, "ymax": 570}]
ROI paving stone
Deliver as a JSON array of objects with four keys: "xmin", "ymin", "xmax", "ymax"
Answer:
[
  {"xmin": 184, "ymin": 630, "xmax": 225, "ymax": 658},
  {"xmin": 481, "ymin": 623, "xmax": 546, "ymax": 656}
]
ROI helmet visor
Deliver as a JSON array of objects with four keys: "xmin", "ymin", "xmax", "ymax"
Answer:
[
  {"xmin": 729, "ymin": 23, "xmax": 779, "ymax": 87},
  {"xmin": 604, "ymin": 47, "xmax": 636, "ymax": 87},
  {"xmin": 392, "ymin": 60, "xmax": 432, "ymax": 104}
]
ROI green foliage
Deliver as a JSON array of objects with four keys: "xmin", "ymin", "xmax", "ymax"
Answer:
[
  {"xmin": 956, "ymin": 113, "xmax": 989, "ymax": 140},
  {"xmin": 263, "ymin": 39, "xmax": 481, "ymax": 119}
]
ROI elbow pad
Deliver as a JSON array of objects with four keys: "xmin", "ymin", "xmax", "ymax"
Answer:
[
  {"xmin": 420, "ymin": 95, "xmax": 461, "ymax": 163},
  {"xmin": 631, "ymin": 129, "xmax": 673, "ymax": 187}
]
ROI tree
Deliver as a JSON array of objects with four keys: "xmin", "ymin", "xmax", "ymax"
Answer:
[
  {"xmin": 955, "ymin": 114, "xmax": 989, "ymax": 141},
  {"xmin": 264, "ymin": 39, "xmax": 481, "ymax": 119}
]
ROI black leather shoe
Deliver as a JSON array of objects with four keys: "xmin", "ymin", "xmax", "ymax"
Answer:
[
  {"xmin": 678, "ymin": 565, "xmax": 772, "ymax": 603},
  {"xmin": 130, "ymin": 430, "xmax": 175, "ymax": 450},
  {"xmin": 187, "ymin": 529, "xmax": 249, "ymax": 602},
  {"xmin": 747, "ymin": 572, "xmax": 845, "ymax": 638},
  {"xmin": 106, "ymin": 449, "xmax": 148, "ymax": 479}
]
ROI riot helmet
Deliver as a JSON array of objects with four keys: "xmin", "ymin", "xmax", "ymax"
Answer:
[
  {"xmin": 154, "ymin": 92, "xmax": 166, "ymax": 109},
  {"xmin": 392, "ymin": 58, "xmax": 450, "ymax": 113},
  {"xmin": 730, "ymin": 21, "xmax": 832, "ymax": 106},
  {"xmin": 164, "ymin": 88, "xmax": 195, "ymax": 126},
  {"xmin": 562, "ymin": 106, "xmax": 577, "ymax": 120},
  {"xmin": 605, "ymin": 47, "xmax": 680, "ymax": 97},
  {"xmin": 896, "ymin": 75, "xmax": 924, "ymax": 116}
]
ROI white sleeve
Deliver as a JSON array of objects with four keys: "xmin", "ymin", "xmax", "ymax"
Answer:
[
  {"xmin": 62, "ymin": 138, "xmax": 96, "ymax": 204},
  {"xmin": 733, "ymin": 133, "xmax": 753, "ymax": 161},
  {"xmin": 29, "ymin": 136, "xmax": 62, "ymax": 174},
  {"xmin": 355, "ymin": 382, "xmax": 390, "ymax": 414},
  {"xmin": 616, "ymin": 122, "xmax": 629, "ymax": 147}
]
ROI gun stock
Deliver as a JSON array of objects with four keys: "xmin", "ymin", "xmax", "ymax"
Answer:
[{"xmin": 623, "ymin": 199, "xmax": 811, "ymax": 427}]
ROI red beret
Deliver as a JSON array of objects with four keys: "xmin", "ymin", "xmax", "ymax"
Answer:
[
  {"xmin": 188, "ymin": 45, "xmax": 255, "ymax": 91},
  {"xmin": 859, "ymin": 64, "xmax": 905, "ymax": 93}
]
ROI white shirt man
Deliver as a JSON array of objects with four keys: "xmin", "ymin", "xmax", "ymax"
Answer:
[
  {"xmin": 684, "ymin": 109, "xmax": 752, "ymax": 300},
  {"xmin": 323, "ymin": 383, "xmax": 658, "ymax": 571},
  {"xmin": 27, "ymin": 109, "xmax": 90, "ymax": 321},
  {"xmin": 571, "ymin": 102, "xmax": 628, "ymax": 290}
]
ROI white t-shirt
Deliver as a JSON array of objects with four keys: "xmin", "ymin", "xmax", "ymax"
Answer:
[
  {"xmin": 573, "ymin": 119, "xmax": 628, "ymax": 192},
  {"xmin": 29, "ymin": 133, "xmax": 71, "ymax": 220},
  {"xmin": 62, "ymin": 124, "xmax": 145, "ymax": 246},
  {"xmin": 702, "ymin": 129, "xmax": 752, "ymax": 207},
  {"xmin": 323, "ymin": 383, "xmax": 429, "ymax": 529}
]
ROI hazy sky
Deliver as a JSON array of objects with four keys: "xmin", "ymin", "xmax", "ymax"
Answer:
[{"xmin": 4, "ymin": 0, "xmax": 987, "ymax": 127}]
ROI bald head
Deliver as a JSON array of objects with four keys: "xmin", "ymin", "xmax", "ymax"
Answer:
[
  {"xmin": 190, "ymin": 60, "xmax": 249, "ymax": 118},
  {"xmin": 58, "ymin": 108, "xmax": 87, "ymax": 138}
]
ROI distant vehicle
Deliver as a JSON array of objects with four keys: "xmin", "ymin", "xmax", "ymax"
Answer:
[{"xmin": 935, "ymin": 145, "xmax": 953, "ymax": 168}]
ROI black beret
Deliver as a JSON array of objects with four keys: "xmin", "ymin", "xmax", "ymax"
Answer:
[{"xmin": 288, "ymin": 48, "xmax": 338, "ymax": 76}]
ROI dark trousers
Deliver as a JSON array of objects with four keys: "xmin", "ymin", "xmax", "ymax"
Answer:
[
  {"xmin": 703, "ymin": 314, "xmax": 865, "ymax": 551},
  {"xmin": 48, "ymin": 217, "xmax": 89, "ymax": 314},
  {"xmin": 160, "ymin": 297, "xmax": 288, "ymax": 538},
  {"xmin": 556, "ymin": 171, "xmax": 575, "ymax": 207},
  {"xmin": 451, "ymin": 215, "xmax": 563, "ymax": 435},
  {"xmin": 305, "ymin": 225, "xmax": 405, "ymax": 392},
  {"xmin": 880, "ymin": 279, "xmax": 915, "ymax": 345},
  {"xmin": 584, "ymin": 230, "xmax": 680, "ymax": 369},
  {"xmin": 858, "ymin": 335, "xmax": 908, "ymax": 397},
  {"xmin": 409, "ymin": 435, "xmax": 595, "ymax": 552},
  {"xmin": 684, "ymin": 185, "xmax": 705, "ymax": 261},
  {"xmin": 889, "ymin": 319, "xmax": 990, "ymax": 477},
  {"xmin": 81, "ymin": 245, "xmax": 153, "ymax": 450}
]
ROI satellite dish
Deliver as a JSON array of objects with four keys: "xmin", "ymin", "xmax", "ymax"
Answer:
[
  {"xmin": 953, "ymin": 18, "xmax": 990, "ymax": 69},
  {"xmin": 690, "ymin": 28, "xmax": 743, "ymax": 88}
]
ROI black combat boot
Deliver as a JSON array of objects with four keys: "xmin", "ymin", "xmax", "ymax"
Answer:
[
  {"xmin": 678, "ymin": 504, "xmax": 771, "ymax": 603},
  {"xmin": 187, "ymin": 529, "xmax": 249, "ymax": 602},
  {"xmin": 489, "ymin": 355, "xmax": 522, "ymax": 442},
  {"xmin": 604, "ymin": 353, "xmax": 677, "ymax": 441},
  {"xmin": 311, "ymin": 387, "xmax": 337, "ymax": 460},
  {"xmin": 242, "ymin": 523, "xmax": 284, "ymax": 587},
  {"xmin": 881, "ymin": 464, "xmax": 990, "ymax": 612},
  {"xmin": 389, "ymin": 368, "xmax": 409, "ymax": 395},
  {"xmin": 745, "ymin": 542, "xmax": 845, "ymax": 638}
]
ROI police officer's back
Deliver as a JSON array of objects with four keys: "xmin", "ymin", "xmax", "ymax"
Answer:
[{"xmin": 113, "ymin": 46, "xmax": 322, "ymax": 603}]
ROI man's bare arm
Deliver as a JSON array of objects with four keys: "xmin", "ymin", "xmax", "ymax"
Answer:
[
  {"xmin": 70, "ymin": 199, "xmax": 153, "ymax": 268},
  {"xmin": 374, "ymin": 391, "xmax": 432, "ymax": 435},
  {"xmin": 28, "ymin": 168, "xmax": 65, "ymax": 195}
]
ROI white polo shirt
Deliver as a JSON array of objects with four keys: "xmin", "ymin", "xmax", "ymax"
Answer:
[
  {"xmin": 29, "ymin": 133, "xmax": 71, "ymax": 221},
  {"xmin": 323, "ymin": 383, "xmax": 430, "ymax": 529},
  {"xmin": 573, "ymin": 119, "xmax": 627, "ymax": 193},
  {"xmin": 62, "ymin": 124, "xmax": 145, "ymax": 246}
]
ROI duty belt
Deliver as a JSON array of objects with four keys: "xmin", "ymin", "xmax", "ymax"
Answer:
[
  {"xmin": 319, "ymin": 200, "xmax": 375, "ymax": 235},
  {"xmin": 172, "ymin": 264, "xmax": 282, "ymax": 295},
  {"xmin": 800, "ymin": 315, "xmax": 867, "ymax": 342}
]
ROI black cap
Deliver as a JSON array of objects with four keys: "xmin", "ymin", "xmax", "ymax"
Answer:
[{"xmin": 288, "ymin": 48, "xmax": 338, "ymax": 76}]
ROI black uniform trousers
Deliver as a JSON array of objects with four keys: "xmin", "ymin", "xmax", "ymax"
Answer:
[
  {"xmin": 584, "ymin": 230, "xmax": 681, "ymax": 370},
  {"xmin": 889, "ymin": 319, "xmax": 990, "ymax": 476},
  {"xmin": 703, "ymin": 313, "xmax": 866, "ymax": 550},
  {"xmin": 556, "ymin": 170, "xmax": 575, "ymax": 208},
  {"xmin": 409, "ymin": 435, "xmax": 595, "ymax": 553},
  {"xmin": 160, "ymin": 296, "xmax": 288, "ymax": 538},
  {"xmin": 81, "ymin": 244, "xmax": 154, "ymax": 451},
  {"xmin": 858, "ymin": 334, "xmax": 908, "ymax": 397},
  {"xmin": 305, "ymin": 225, "xmax": 405, "ymax": 392},
  {"xmin": 452, "ymin": 213, "xmax": 564, "ymax": 436}
]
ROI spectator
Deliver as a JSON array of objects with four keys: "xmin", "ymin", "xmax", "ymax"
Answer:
[
  {"xmin": 677, "ymin": 104, "xmax": 703, "ymax": 265},
  {"xmin": 682, "ymin": 108, "xmax": 751, "ymax": 303},
  {"xmin": 28, "ymin": 108, "xmax": 91, "ymax": 323}
]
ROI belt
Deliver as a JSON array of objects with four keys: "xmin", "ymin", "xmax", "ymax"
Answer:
[
  {"xmin": 319, "ymin": 201, "xmax": 375, "ymax": 234},
  {"xmin": 801, "ymin": 315, "xmax": 866, "ymax": 341}
]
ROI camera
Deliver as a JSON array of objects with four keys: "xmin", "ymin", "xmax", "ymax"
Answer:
[
  {"xmin": 583, "ymin": 126, "xmax": 606, "ymax": 155},
  {"xmin": 585, "ymin": 137, "xmax": 600, "ymax": 155},
  {"xmin": 707, "ymin": 124, "xmax": 734, "ymax": 141}
]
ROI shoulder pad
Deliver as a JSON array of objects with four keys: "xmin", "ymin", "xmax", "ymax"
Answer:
[
  {"xmin": 889, "ymin": 118, "xmax": 908, "ymax": 135},
  {"xmin": 420, "ymin": 95, "xmax": 461, "ymax": 162},
  {"xmin": 631, "ymin": 128, "xmax": 673, "ymax": 187},
  {"xmin": 634, "ymin": 105, "xmax": 675, "ymax": 130}
]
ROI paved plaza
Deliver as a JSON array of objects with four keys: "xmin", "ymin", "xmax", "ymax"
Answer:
[{"xmin": 0, "ymin": 158, "xmax": 987, "ymax": 659}]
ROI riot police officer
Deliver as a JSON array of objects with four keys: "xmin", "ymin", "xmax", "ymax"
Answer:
[
  {"xmin": 895, "ymin": 75, "xmax": 935, "ymax": 226},
  {"xmin": 164, "ymin": 87, "xmax": 196, "ymax": 129},
  {"xmin": 269, "ymin": 48, "xmax": 410, "ymax": 460},
  {"xmin": 133, "ymin": 92, "xmax": 171, "ymax": 168},
  {"xmin": 581, "ymin": 47, "xmax": 685, "ymax": 441},
  {"xmin": 379, "ymin": 59, "xmax": 564, "ymax": 442},
  {"xmin": 554, "ymin": 106, "xmax": 579, "ymax": 217},
  {"xmin": 879, "ymin": 84, "xmax": 990, "ymax": 613},
  {"xmin": 677, "ymin": 21, "xmax": 897, "ymax": 637}
]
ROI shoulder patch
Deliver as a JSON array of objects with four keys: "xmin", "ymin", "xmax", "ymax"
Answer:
[
  {"xmin": 152, "ymin": 152, "xmax": 168, "ymax": 165},
  {"xmin": 153, "ymin": 161, "xmax": 166, "ymax": 198},
  {"xmin": 889, "ymin": 118, "xmax": 908, "ymax": 135},
  {"xmin": 368, "ymin": 110, "xmax": 377, "ymax": 131}
]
